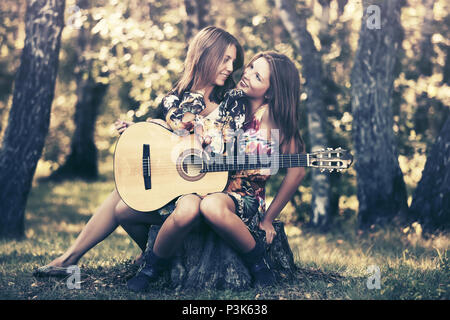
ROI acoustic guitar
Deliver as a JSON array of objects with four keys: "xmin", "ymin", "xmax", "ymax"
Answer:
[{"xmin": 114, "ymin": 122, "xmax": 353, "ymax": 212}]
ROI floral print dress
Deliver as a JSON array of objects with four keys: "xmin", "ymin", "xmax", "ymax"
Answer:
[
  {"xmin": 156, "ymin": 89, "xmax": 246, "ymax": 217},
  {"xmin": 158, "ymin": 89, "xmax": 273, "ymax": 238},
  {"xmin": 223, "ymin": 105, "xmax": 275, "ymax": 236}
]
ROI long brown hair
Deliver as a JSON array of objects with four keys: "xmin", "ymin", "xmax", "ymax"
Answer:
[
  {"xmin": 248, "ymin": 51, "xmax": 305, "ymax": 153},
  {"xmin": 173, "ymin": 26, "xmax": 244, "ymax": 103}
]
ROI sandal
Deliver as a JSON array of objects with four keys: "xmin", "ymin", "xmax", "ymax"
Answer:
[{"xmin": 33, "ymin": 265, "xmax": 74, "ymax": 278}]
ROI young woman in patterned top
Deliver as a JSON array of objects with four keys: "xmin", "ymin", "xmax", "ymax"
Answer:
[
  {"xmin": 199, "ymin": 52, "xmax": 306, "ymax": 287},
  {"xmin": 33, "ymin": 26, "xmax": 244, "ymax": 278},
  {"xmin": 128, "ymin": 52, "xmax": 306, "ymax": 290}
]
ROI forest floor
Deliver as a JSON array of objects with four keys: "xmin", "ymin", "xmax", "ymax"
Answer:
[{"xmin": 0, "ymin": 161, "xmax": 448, "ymax": 300}]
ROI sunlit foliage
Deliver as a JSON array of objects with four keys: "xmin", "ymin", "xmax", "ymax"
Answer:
[{"xmin": 0, "ymin": 0, "xmax": 448, "ymax": 226}]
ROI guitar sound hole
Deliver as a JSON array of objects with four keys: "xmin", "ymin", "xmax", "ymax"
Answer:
[
  {"xmin": 182, "ymin": 155, "xmax": 203, "ymax": 176},
  {"xmin": 176, "ymin": 150, "xmax": 207, "ymax": 182}
]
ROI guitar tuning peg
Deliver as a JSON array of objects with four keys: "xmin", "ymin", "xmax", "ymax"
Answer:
[
  {"xmin": 320, "ymin": 168, "xmax": 326, "ymax": 173},
  {"xmin": 328, "ymin": 169, "xmax": 334, "ymax": 173},
  {"xmin": 327, "ymin": 147, "xmax": 333, "ymax": 151},
  {"xmin": 336, "ymin": 147, "xmax": 342, "ymax": 150}
]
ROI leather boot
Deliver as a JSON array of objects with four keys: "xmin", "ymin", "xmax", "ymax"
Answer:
[
  {"xmin": 127, "ymin": 250, "xmax": 170, "ymax": 292},
  {"xmin": 241, "ymin": 241, "xmax": 276, "ymax": 287}
]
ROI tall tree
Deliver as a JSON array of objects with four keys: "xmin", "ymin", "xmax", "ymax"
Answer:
[
  {"xmin": 0, "ymin": 0, "xmax": 26, "ymax": 136},
  {"xmin": 275, "ymin": 0, "xmax": 331, "ymax": 228},
  {"xmin": 50, "ymin": 0, "xmax": 108, "ymax": 180},
  {"xmin": 409, "ymin": 116, "xmax": 450, "ymax": 232},
  {"xmin": 0, "ymin": 0, "xmax": 65, "ymax": 238},
  {"xmin": 417, "ymin": 0, "xmax": 435, "ymax": 77},
  {"xmin": 350, "ymin": 0, "xmax": 408, "ymax": 228},
  {"xmin": 184, "ymin": 0, "xmax": 210, "ymax": 42}
]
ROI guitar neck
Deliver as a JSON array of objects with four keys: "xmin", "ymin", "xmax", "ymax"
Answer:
[{"xmin": 201, "ymin": 153, "xmax": 308, "ymax": 173}]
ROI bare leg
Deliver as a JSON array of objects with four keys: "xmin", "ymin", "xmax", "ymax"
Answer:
[
  {"xmin": 126, "ymin": 195, "xmax": 202, "ymax": 292},
  {"xmin": 152, "ymin": 194, "xmax": 202, "ymax": 258},
  {"xmin": 45, "ymin": 189, "xmax": 123, "ymax": 267},
  {"xmin": 200, "ymin": 194, "xmax": 276, "ymax": 286},
  {"xmin": 46, "ymin": 189, "xmax": 160, "ymax": 267},
  {"xmin": 114, "ymin": 200, "xmax": 163, "ymax": 252},
  {"xmin": 200, "ymin": 193, "xmax": 256, "ymax": 253}
]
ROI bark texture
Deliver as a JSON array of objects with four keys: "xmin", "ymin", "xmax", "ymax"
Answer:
[
  {"xmin": 50, "ymin": 0, "xmax": 108, "ymax": 180},
  {"xmin": 409, "ymin": 116, "xmax": 450, "ymax": 232},
  {"xmin": 350, "ymin": 0, "xmax": 408, "ymax": 228},
  {"xmin": 0, "ymin": 0, "xmax": 65, "ymax": 238},
  {"xmin": 275, "ymin": 0, "xmax": 331, "ymax": 228},
  {"xmin": 184, "ymin": 0, "xmax": 210, "ymax": 42},
  {"xmin": 417, "ymin": 0, "xmax": 435, "ymax": 76},
  {"xmin": 142, "ymin": 221, "xmax": 297, "ymax": 290}
]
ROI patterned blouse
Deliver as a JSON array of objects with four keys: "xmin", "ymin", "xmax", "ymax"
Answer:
[
  {"xmin": 225, "ymin": 105, "xmax": 274, "ymax": 231},
  {"xmin": 159, "ymin": 90, "xmax": 274, "ymax": 232}
]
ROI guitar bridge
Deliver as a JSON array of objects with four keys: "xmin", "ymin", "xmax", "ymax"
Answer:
[{"xmin": 143, "ymin": 144, "xmax": 151, "ymax": 190}]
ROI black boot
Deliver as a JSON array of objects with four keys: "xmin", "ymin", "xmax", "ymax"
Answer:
[
  {"xmin": 241, "ymin": 241, "xmax": 276, "ymax": 287},
  {"xmin": 127, "ymin": 250, "xmax": 170, "ymax": 293}
]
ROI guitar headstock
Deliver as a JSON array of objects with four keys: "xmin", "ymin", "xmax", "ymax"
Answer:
[{"xmin": 309, "ymin": 147, "xmax": 353, "ymax": 172}]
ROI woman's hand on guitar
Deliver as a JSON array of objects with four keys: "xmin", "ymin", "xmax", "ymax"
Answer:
[
  {"xmin": 193, "ymin": 123, "xmax": 212, "ymax": 148},
  {"xmin": 177, "ymin": 112, "xmax": 196, "ymax": 132},
  {"xmin": 115, "ymin": 119, "xmax": 134, "ymax": 135}
]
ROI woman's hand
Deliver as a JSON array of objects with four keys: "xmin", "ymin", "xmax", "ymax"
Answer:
[
  {"xmin": 115, "ymin": 119, "xmax": 134, "ymax": 135},
  {"xmin": 259, "ymin": 220, "xmax": 277, "ymax": 245}
]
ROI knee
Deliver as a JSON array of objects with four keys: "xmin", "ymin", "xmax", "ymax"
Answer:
[
  {"xmin": 200, "ymin": 196, "xmax": 228, "ymax": 223},
  {"xmin": 114, "ymin": 200, "xmax": 134, "ymax": 224},
  {"xmin": 171, "ymin": 196, "xmax": 201, "ymax": 229}
]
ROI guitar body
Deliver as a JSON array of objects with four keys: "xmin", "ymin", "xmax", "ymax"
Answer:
[{"xmin": 114, "ymin": 122, "xmax": 228, "ymax": 212}]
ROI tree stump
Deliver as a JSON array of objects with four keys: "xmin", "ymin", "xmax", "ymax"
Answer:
[{"xmin": 142, "ymin": 220, "xmax": 298, "ymax": 291}]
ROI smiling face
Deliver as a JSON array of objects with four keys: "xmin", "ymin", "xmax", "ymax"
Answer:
[
  {"xmin": 213, "ymin": 45, "xmax": 237, "ymax": 86},
  {"xmin": 236, "ymin": 57, "xmax": 271, "ymax": 100}
]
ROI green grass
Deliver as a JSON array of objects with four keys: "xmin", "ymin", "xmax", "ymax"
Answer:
[{"xmin": 0, "ymin": 160, "xmax": 448, "ymax": 300}]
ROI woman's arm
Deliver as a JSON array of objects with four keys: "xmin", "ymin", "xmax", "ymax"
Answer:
[
  {"xmin": 164, "ymin": 92, "xmax": 206, "ymax": 132},
  {"xmin": 260, "ymin": 167, "xmax": 305, "ymax": 244},
  {"xmin": 259, "ymin": 138, "xmax": 306, "ymax": 244}
]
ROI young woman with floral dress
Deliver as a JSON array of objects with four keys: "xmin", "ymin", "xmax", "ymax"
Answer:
[
  {"xmin": 33, "ymin": 26, "xmax": 244, "ymax": 277},
  {"xmin": 127, "ymin": 51, "xmax": 306, "ymax": 291}
]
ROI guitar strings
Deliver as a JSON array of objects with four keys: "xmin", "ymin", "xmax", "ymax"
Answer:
[
  {"xmin": 139, "ymin": 154, "xmax": 336, "ymax": 167},
  {"xmin": 136, "ymin": 153, "xmax": 341, "ymax": 174}
]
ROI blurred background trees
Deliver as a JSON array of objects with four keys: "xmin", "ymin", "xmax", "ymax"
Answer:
[
  {"xmin": 350, "ymin": 0, "xmax": 409, "ymax": 228},
  {"xmin": 0, "ymin": 0, "xmax": 65, "ymax": 238},
  {"xmin": 0, "ymin": 0, "xmax": 448, "ymax": 238},
  {"xmin": 276, "ymin": 0, "xmax": 332, "ymax": 230}
]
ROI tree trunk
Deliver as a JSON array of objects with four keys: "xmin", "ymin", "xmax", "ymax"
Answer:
[
  {"xmin": 0, "ymin": 0, "xmax": 65, "ymax": 238},
  {"xmin": 409, "ymin": 116, "xmax": 450, "ymax": 232},
  {"xmin": 184, "ymin": 0, "xmax": 210, "ymax": 42},
  {"xmin": 350, "ymin": 0, "xmax": 408, "ymax": 229},
  {"xmin": 443, "ymin": 44, "xmax": 450, "ymax": 85},
  {"xmin": 417, "ymin": 0, "xmax": 435, "ymax": 77},
  {"xmin": 143, "ymin": 221, "xmax": 297, "ymax": 290},
  {"xmin": 51, "ymin": 76, "xmax": 107, "ymax": 180},
  {"xmin": 337, "ymin": 0, "xmax": 348, "ymax": 16},
  {"xmin": 318, "ymin": 0, "xmax": 331, "ymax": 50},
  {"xmin": 49, "ymin": 0, "xmax": 108, "ymax": 181},
  {"xmin": 275, "ymin": 0, "xmax": 331, "ymax": 228}
]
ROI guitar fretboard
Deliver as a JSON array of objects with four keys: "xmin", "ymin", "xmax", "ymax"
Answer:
[{"xmin": 201, "ymin": 154, "xmax": 308, "ymax": 173}]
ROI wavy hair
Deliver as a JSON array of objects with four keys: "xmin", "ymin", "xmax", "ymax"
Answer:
[
  {"xmin": 247, "ymin": 51, "xmax": 305, "ymax": 153},
  {"xmin": 173, "ymin": 26, "xmax": 244, "ymax": 103}
]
